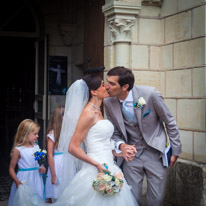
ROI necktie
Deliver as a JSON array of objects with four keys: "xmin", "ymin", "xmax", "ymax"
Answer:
[{"xmin": 121, "ymin": 101, "xmax": 134, "ymax": 122}]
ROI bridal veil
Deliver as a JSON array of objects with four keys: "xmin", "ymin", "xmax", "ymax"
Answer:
[{"xmin": 58, "ymin": 79, "xmax": 89, "ymax": 194}]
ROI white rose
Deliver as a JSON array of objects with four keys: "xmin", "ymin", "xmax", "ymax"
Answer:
[
  {"xmin": 42, "ymin": 149, "xmax": 47, "ymax": 154},
  {"xmin": 138, "ymin": 97, "xmax": 146, "ymax": 105},
  {"xmin": 103, "ymin": 174, "xmax": 112, "ymax": 182},
  {"xmin": 115, "ymin": 178, "xmax": 120, "ymax": 186}
]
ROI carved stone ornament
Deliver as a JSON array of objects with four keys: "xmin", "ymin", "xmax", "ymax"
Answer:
[
  {"xmin": 109, "ymin": 18, "xmax": 135, "ymax": 43},
  {"xmin": 58, "ymin": 23, "xmax": 75, "ymax": 46},
  {"xmin": 102, "ymin": 1, "xmax": 141, "ymax": 43}
]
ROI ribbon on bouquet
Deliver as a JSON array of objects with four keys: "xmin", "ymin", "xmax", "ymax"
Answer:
[{"xmin": 40, "ymin": 173, "xmax": 48, "ymax": 201}]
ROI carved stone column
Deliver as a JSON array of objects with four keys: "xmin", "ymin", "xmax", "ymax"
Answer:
[{"xmin": 102, "ymin": 1, "xmax": 141, "ymax": 67}]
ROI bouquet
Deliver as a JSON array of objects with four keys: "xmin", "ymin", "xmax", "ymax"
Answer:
[
  {"xmin": 92, "ymin": 163, "xmax": 124, "ymax": 196},
  {"xmin": 33, "ymin": 149, "xmax": 47, "ymax": 167}
]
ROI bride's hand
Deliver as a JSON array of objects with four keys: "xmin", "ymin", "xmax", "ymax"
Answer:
[{"xmin": 96, "ymin": 163, "xmax": 108, "ymax": 173}]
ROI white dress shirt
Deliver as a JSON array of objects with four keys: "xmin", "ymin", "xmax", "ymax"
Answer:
[{"xmin": 115, "ymin": 90, "xmax": 134, "ymax": 154}]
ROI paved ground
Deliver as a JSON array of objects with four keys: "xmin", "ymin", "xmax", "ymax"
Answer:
[
  {"xmin": 0, "ymin": 176, "xmax": 12, "ymax": 201},
  {"xmin": 0, "ymin": 154, "xmax": 12, "ymax": 206}
]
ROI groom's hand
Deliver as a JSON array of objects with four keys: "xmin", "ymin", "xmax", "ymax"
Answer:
[
  {"xmin": 170, "ymin": 155, "xmax": 179, "ymax": 166},
  {"xmin": 120, "ymin": 143, "xmax": 136, "ymax": 162}
]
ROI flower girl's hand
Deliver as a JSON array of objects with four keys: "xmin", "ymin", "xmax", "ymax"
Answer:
[
  {"xmin": 15, "ymin": 180, "xmax": 22, "ymax": 188},
  {"xmin": 39, "ymin": 165, "xmax": 46, "ymax": 174},
  {"xmin": 51, "ymin": 175, "xmax": 57, "ymax": 184}
]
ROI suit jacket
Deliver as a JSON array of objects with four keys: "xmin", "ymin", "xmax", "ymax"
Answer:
[{"xmin": 104, "ymin": 85, "xmax": 182, "ymax": 164}]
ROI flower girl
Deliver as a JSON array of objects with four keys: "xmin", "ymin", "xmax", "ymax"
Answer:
[
  {"xmin": 8, "ymin": 119, "xmax": 46, "ymax": 206},
  {"xmin": 45, "ymin": 106, "xmax": 65, "ymax": 203}
]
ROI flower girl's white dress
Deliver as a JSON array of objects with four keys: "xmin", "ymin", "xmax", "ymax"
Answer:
[
  {"xmin": 8, "ymin": 144, "xmax": 44, "ymax": 206},
  {"xmin": 53, "ymin": 120, "xmax": 138, "ymax": 206},
  {"xmin": 45, "ymin": 131, "xmax": 64, "ymax": 199}
]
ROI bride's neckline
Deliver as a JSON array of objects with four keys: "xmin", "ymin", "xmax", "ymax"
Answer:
[{"xmin": 93, "ymin": 119, "xmax": 108, "ymax": 126}]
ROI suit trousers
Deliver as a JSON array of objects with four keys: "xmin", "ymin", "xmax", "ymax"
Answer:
[{"xmin": 123, "ymin": 147, "xmax": 167, "ymax": 206}]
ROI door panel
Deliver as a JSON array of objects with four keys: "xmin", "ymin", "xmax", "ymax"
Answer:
[
  {"xmin": 84, "ymin": 0, "xmax": 105, "ymax": 77},
  {"xmin": 34, "ymin": 35, "xmax": 48, "ymax": 148}
]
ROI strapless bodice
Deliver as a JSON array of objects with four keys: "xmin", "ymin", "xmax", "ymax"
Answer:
[{"xmin": 84, "ymin": 120, "xmax": 114, "ymax": 164}]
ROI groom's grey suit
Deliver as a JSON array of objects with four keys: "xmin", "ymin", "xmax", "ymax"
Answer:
[{"xmin": 104, "ymin": 85, "xmax": 182, "ymax": 206}]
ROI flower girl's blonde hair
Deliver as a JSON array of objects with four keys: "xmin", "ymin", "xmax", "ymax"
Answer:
[{"xmin": 12, "ymin": 119, "xmax": 40, "ymax": 150}]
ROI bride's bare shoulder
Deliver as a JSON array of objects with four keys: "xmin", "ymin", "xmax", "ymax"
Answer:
[{"xmin": 79, "ymin": 107, "xmax": 96, "ymax": 124}]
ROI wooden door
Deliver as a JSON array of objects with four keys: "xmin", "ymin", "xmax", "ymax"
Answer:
[
  {"xmin": 84, "ymin": 0, "xmax": 105, "ymax": 77},
  {"xmin": 34, "ymin": 35, "xmax": 48, "ymax": 149}
]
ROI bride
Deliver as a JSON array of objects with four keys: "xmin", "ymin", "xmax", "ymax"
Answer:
[
  {"xmin": 51, "ymin": 74, "xmax": 138, "ymax": 206},
  {"xmin": 10, "ymin": 74, "xmax": 138, "ymax": 206}
]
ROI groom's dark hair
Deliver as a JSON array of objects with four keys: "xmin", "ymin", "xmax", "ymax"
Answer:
[{"xmin": 107, "ymin": 66, "xmax": 134, "ymax": 91}]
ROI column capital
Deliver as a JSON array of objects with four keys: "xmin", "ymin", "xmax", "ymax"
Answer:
[
  {"xmin": 108, "ymin": 18, "xmax": 135, "ymax": 43},
  {"xmin": 102, "ymin": 1, "xmax": 141, "ymax": 43}
]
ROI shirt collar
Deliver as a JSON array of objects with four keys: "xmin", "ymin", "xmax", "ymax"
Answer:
[{"xmin": 119, "ymin": 90, "xmax": 133, "ymax": 103}]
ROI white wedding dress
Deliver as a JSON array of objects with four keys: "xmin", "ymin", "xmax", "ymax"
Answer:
[{"xmin": 52, "ymin": 119, "xmax": 138, "ymax": 206}]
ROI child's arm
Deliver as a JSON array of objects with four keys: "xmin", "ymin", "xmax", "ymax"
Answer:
[
  {"xmin": 9, "ymin": 148, "xmax": 22, "ymax": 188},
  {"xmin": 47, "ymin": 138, "xmax": 57, "ymax": 184},
  {"xmin": 39, "ymin": 165, "xmax": 46, "ymax": 174}
]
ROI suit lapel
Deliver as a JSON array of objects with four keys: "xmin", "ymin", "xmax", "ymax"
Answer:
[
  {"xmin": 112, "ymin": 98, "xmax": 127, "ymax": 141},
  {"xmin": 132, "ymin": 87, "xmax": 143, "ymax": 132}
]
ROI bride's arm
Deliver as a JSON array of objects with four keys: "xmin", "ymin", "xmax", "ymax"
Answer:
[{"xmin": 68, "ymin": 109, "xmax": 105, "ymax": 173}]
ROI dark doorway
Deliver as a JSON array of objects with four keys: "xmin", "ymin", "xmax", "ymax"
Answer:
[
  {"xmin": 84, "ymin": 0, "xmax": 105, "ymax": 76},
  {"xmin": 0, "ymin": 36, "xmax": 35, "ymax": 174}
]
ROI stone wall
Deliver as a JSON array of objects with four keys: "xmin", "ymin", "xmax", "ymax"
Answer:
[
  {"xmin": 103, "ymin": 0, "xmax": 206, "ymax": 163},
  {"xmin": 103, "ymin": 0, "xmax": 206, "ymax": 205},
  {"xmin": 160, "ymin": 0, "xmax": 206, "ymax": 164}
]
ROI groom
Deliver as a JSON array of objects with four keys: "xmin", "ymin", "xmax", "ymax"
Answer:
[{"xmin": 104, "ymin": 66, "xmax": 182, "ymax": 206}]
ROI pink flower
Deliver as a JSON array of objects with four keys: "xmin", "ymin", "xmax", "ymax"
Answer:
[
  {"xmin": 115, "ymin": 171, "xmax": 123, "ymax": 180},
  {"xmin": 105, "ymin": 185, "xmax": 113, "ymax": 195},
  {"xmin": 97, "ymin": 173, "xmax": 104, "ymax": 180},
  {"xmin": 98, "ymin": 183, "xmax": 106, "ymax": 191}
]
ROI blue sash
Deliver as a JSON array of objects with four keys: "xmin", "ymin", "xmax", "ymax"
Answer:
[
  {"xmin": 54, "ymin": 152, "xmax": 63, "ymax": 155},
  {"xmin": 18, "ymin": 167, "xmax": 39, "ymax": 171}
]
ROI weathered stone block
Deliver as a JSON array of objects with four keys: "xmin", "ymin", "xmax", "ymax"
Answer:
[
  {"xmin": 161, "ymin": 0, "xmax": 178, "ymax": 17},
  {"xmin": 192, "ymin": 67, "xmax": 206, "ymax": 97},
  {"xmin": 166, "ymin": 69, "xmax": 192, "ymax": 97},
  {"xmin": 178, "ymin": 0, "xmax": 204, "ymax": 12},
  {"xmin": 164, "ymin": 160, "xmax": 205, "ymax": 206},
  {"xmin": 177, "ymin": 99, "xmax": 206, "ymax": 130},
  {"xmin": 160, "ymin": 44, "xmax": 173, "ymax": 70},
  {"xmin": 133, "ymin": 71, "xmax": 163, "ymax": 93},
  {"xmin": 192, "ymin": 5, "xmax": 206, "ymax": 38},
  {"xmin": 174, "ymin": 38, "xmax": 205, "ymax": 68},
  {"xmin": 164, "ymin": 99, "xmax": 177, "ymax": 119},
  {"xmin": 104, "ymin": 46, "xmax": 115, "ymax": 70},
  {"xmin": 131, "ymin": 45, "xmax": 149, "ymax": 69},
  {"xmin": 179, "ymin": 130, "xmax": 193, "ymax": 160},
  {"xmin": 150, "ymin": 46, "xmax": 161, "ymax": 70},
  {"xmin": 165, "ymin": 11, "xmax": 191, "ymax": 43},
  {"xmin": 194, "ymin": 132, "xmax": 206, "ymax": 163},
  {"xmin": 139, "ymin": 18, "xmax": 163, "ymax": 44}
]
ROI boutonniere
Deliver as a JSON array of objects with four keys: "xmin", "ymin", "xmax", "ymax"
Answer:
[{"xmin": 133, "ymin": 97, "xmax": 146, "ymax": 109}]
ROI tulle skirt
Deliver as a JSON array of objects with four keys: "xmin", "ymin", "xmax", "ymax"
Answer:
[
  {"xmin": 8, "ymin": 180, "xmax": 45, "ymax": 206},
  {"xmin": 52, "ymin": 162, "xmax": 138, "ymax": 206}
]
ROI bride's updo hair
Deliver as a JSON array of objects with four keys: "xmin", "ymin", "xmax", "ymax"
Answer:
[{"xmin": 82, "ymin": 74, "xmax": 102, "ymax": 99}]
